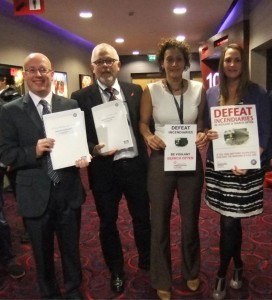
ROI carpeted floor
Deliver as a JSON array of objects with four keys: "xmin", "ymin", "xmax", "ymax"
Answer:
[{"xmin": 0, "ymin": 168, "xmax": 272, "ymax": 300}]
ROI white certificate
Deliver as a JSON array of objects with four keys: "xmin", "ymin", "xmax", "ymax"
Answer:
[
  {"xmin": 43, "ymin": 108, "xmax": 90, "ymax": 170},
  {"xmin": 211, "ymin": 105, "xmax": 260, "ymax": 171},
  {"xmin": 92, "ymin": 100, "xmax": 133, "ymax": 153},
  {"xmin": 164, "ymin": 124, "xmax": 197, "ymax": 171}
]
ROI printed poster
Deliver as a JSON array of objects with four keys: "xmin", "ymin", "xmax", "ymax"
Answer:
[
  {"xmin": 211, "ymin": 105, "xmax": 260, "ymax": 171},
  {"xmin": 164, "ymin": 124, "xmax": 197, "ymax": 171}
]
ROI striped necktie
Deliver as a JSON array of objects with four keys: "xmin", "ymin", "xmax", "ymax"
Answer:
[
  {"xmin": 104, "ymin": 87, "xmax": 117, "ymax": 101},
  {"xmin": 39, "ymin": 100, "xmax": 60, "ymax": 184}
]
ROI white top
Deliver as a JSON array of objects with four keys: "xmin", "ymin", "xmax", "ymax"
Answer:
[{"xmin": 148, "ymin": 80, "xmax": 203, "ymax": 141}]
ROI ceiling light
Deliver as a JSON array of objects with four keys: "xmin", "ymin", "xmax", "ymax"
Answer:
[
  {"xmin": 79, "ymin": 12, "xmax": 92, "ymax": 18},
  {"xmin": 173, "ymin": 7, "xmax": 187, "ymax": 14},
  {"xmin": 132, "ymin": 51, "xmax": 139, "ymax": 55},
  {"xmin": 115, "ymin": 38, "xmax": 124, "ymax": 43},
  {"xmin": 176, "ymin": 35, "xmax": 185, "ymax": 41}
]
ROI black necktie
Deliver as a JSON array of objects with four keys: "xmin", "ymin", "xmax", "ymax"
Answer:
[
  {"xmin": 39, "ymin": 100, "xmax": 60, "ymax": 184},
  {"xmin": 104, "ymin": 87, "xmax": 117, "ymax": 101}
]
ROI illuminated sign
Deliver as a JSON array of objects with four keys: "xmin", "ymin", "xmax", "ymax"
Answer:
[
  {"xmin": 147, "ymin": 54, "xmax": 156, "ymax": 62},
  {"xmin": 206, "ymin": 72, "xmax": 219, "ymax": 88},
  {"xmin": 13, "ymin": 0, "xmax": 45, "ymax": 15}
]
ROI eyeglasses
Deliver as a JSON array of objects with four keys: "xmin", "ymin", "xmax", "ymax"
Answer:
[
  {"xmin": 92, "ymin": 59, "xmax": 118, "ymax": 67},
  {"xmin": 24, "ymin": 67, "xmax": 52, "ymax": 74}
]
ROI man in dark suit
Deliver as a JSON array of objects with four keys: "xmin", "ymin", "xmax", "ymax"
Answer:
[
  {"xmin": 71, "ymin": 43, "xmax": 151, "ymax": 294},
  {"xmin": 0, "ymin": 53, "xmax": 90, "ymax": 299}
]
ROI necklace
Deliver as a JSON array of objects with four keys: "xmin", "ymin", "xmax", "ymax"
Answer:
[{"xmin": 165, "ymin": 80, "xmax": 184, "ymax": 124}]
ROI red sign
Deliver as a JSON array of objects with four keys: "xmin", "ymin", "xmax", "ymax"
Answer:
[{"xmin": 13, "ymin": 0, "xmax": 45, "ymax": 16}]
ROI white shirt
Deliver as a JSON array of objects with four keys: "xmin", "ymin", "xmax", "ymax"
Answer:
[{"xmin": 29, "ymin": 91, "xmax": 53, "ymax": 118}]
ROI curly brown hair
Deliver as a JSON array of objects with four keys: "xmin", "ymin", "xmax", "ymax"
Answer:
[{"xmin": 156, "ymin": 37, "xmax": 191, "ymax": 72}]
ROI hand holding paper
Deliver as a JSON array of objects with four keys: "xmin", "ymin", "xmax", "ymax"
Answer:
[
  {"xmin": 92, "ymin": 100, "xmax": 133, "ymax": 153},
  {"xmin": 43, "ymin": 108, "xmax": 91, "ymax": 170}
]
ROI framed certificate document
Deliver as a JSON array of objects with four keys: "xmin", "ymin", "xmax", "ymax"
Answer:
[
  {"xmin": 164, "ymin": 124, "xmax": 197, "ymax": 171},
  {"xmin": 211, "ymin": 105, "xmax": 260, "ymax": 171},
  {"xmin": 92, "ymin": 100, "xmax": 133, "ymax": 153},
  {"xmin": 43, "ymin": 108, "xmax": 90, "ymax": 170}
]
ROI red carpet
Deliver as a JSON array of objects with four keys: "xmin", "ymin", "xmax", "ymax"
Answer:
[{"xmin": 1, "ymin": 168, "xmax": 272, "ymax": 300}]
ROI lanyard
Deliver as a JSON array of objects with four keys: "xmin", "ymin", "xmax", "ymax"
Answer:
[{"xmin": 166, "ymin": 80, "xmax": 184, "ymax": 124}]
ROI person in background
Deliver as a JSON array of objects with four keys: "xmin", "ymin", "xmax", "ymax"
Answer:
[
  {"xmin": 0, "ymin": 70, "xmax": 20, "ymax": 195},
  {"xmin": 205, "ymin": 43, "xmax": 271, "ymax": 300},
  {"xmin": 0, "ymin": 69, "xmax": 21, "ymax": 103},
  {"xmin": 71, "ymin": 43, "xmax": 151, "ymax": 295},
  {"xmin": 139, "ymin": 37, "xmax": 207, "ymax": 300},
  {"xmin": 0, "ymin": 69, "xmax": 26, "ymax": 282},
  {"xmin": 0, "ymin": 69, "xmax": 30, "ymax": 244},
  {"xmin": 0, "ymin": 53, "xmax": 90, "ymax": 299},
  {"xmin": 0, "ymin": 166, "xmax": 26, "ymax": 281}
]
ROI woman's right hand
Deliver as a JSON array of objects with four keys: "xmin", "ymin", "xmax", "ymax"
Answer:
[
  {"xmin": 146, "ymin": 134, "xmax": 166, "ymax": 150},
  {"xmin": 206, "ymin": 129, "xmax": 219, "ymax": 141}
]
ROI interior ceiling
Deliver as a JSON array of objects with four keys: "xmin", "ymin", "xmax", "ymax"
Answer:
[{"xmin": 8, "ymin": 0, "xmax": 234, "ymax": 55}]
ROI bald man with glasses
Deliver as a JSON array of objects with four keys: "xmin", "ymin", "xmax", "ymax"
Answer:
[
  {"xmin": 0, "ymin": 53, "xmax": 90, "ymax": 300},
  {"xmin": 71, "ymin": 43, "xmax": 151, "ymax": 295}
]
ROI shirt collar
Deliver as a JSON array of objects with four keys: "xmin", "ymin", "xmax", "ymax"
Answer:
[
  {"xmin": 97, "ymin": 79, "xmax": 120, "ymax": 94},
  {"xmin": 29, "ymin": 91, "xmax": 53, "ymax": 108}
]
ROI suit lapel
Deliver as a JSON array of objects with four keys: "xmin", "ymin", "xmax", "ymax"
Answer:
[
  {"xmin": 120, "ymin": 82, "xmax": 135, "ymax": 108},
  {"xmin": 120, "ymin": 82, "xmax": 135, "ymax": 119},
  {"xmin": 23, "ymin": 94, "xmax": 44, "ymax": 133},
  {"xmin": 93, "ymin": 83, "xmax": 103, "ymax": 106},
  {"xmin": 51, "ymin": 94, "xmax": 62, "ymax": 113},
  {"xmin": 119, "ymin": 83, "xmax": 139, "ymax": 137}
]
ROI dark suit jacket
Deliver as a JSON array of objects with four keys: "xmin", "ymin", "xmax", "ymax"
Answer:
[
  {"xmin": 0, "ymin": 93, "xmax": 86, "ymax": 218},
  {"xmin": 71, "ymin": 81, "xmax": 149, "ymax": 191}
]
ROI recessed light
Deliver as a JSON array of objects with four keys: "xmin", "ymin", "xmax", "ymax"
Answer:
[
  {"xmin": 173, "ymin": 7, "xmax": 187, "ymax": 14},
  {"xmin": 79, "ymin": 11, "xmax": 92, "ymax": 18},
  {"xmin": 176, "ymin": 35, "xmax": 185, "ymax": 41},
  {"xmin": 115, "ymin": 38, "xmax": 124, "ymax": 43},
  {"xmin": 132, "ymin": 51, "xmax": 139, "ymax": 55}
]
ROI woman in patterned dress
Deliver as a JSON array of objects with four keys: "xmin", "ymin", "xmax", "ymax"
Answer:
[{"xmin": 205, "ymin": 43, "xmax": 271, "ymax": 300}]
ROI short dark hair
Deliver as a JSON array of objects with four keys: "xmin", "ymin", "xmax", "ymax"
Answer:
[
  {"xmin": 0, "ymin": 74, "xmax": 15, "ymax": 85},
  {"xmin": 156, "ymin": 37, "xmax": 191, "ymax": 72}
]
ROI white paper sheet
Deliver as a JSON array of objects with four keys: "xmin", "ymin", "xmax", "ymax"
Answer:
[
  {"xmin": 43, "ymin": 108, "xmax": 90, "ymax": 170},
  {"xmin": 92, "ymin": 100, "xmax": 133, "ymax": 153}
]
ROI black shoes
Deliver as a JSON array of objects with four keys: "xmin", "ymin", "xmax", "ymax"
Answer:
[{"xmin": 110, "ymin": 273, "xmax": 125, "ymax": 294}]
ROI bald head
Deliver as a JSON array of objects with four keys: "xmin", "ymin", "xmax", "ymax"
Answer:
[
  {"xmin": 91, "ymin": 43, "xmax": 119, "ymax": 63},
  {"xmin": 24, "ymin": 53, "xmax": 52, "ymax": 70},
  {"xmin": 23, "ymin": 52, "xmax": 54, "ymax": 98}
]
